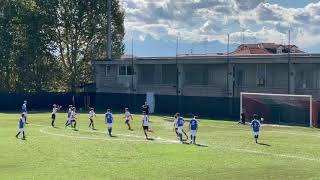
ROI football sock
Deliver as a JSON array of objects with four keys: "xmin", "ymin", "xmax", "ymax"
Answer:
[{"xmin": 16, "ymin": 132, "xmax": 21, "ymax": 137}]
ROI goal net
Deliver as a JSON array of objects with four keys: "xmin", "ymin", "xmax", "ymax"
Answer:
[{"xmin": 240, "ymin": 92, "xmax": 319, "ymax": 127}]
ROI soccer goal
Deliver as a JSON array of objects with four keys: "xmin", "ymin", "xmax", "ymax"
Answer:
[{"xmin": 240, "ymin": 92, "xmax": 319, "ymax": 127}]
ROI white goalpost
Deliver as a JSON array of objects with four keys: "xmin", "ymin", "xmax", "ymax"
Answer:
[{"xmin": 240, "ymin": 92, "xmax": 314, "ymax": 127}]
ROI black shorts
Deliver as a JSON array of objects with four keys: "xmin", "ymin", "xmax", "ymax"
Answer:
[
  {"xmin": 70, "ymin": 120, "xmax": 76, "ymax": 123},
  {"xmin": 143, "ymin": 126, "xmax": 149, "ymax": 130},
  {"xmin": 52, "ymin": 114, "xmax": 56, "ymax": 120}
]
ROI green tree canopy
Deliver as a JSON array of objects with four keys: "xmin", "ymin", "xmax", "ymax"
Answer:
[{"xmin": 0, "ymin": 0, "xmax": 125, "ymax": 92}]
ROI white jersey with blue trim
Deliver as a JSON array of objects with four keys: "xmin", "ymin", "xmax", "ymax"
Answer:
[
  {"xmin": 142, "ymin": 115, "xmax": 149, "ymax": 126},
  {"xmin": 89, "ymin": 110, "xmax": 95, "ymax": 119},
  {"xmin": 70, "ymin": 111, "xmax": 75, "ymax": 120},
  {"xmin": 52, "ymin": 107, "xmax": 58, "ymax": 115}
]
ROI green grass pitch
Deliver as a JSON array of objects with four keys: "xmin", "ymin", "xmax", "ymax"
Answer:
[{"xmin": 1, "ymin": 112, "xmax": 320, "ymax": 180}]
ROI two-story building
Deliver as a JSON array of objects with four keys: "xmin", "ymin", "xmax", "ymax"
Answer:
[{"xmin": 92, "ymin": 44, "xmax": 320, "ymax": 121}]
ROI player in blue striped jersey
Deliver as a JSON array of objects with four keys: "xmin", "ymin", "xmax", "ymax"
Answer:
[
  {"xmin": 175, "ymin": 113, "xmax": 186, "ymax": 142},
  {"xmin": 251, "ymin": 114, "xmax": 261, "ymax": 144},
  {"xmin": 21, "ymin": 100, "xmax": 28, "ymax": 124},
  {"xmin": 105, "ymin": 109, "xmax": 113, "ymax": 137},
  {"xmin": 174, "ymin": 113, "xmax": 188, "ymax": 141},
  {"xmin": 15, "ymin": 114, "xmax": 26, "ymax": 140},
  {"xmin": 189, "ymin": 116, "xmax": 198, "ymax": 144}
]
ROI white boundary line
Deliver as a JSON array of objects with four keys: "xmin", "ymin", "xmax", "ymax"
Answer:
[
  {"xmin": 38, "ymin": 126, "xmax": 179, "ymax": 144},
  {"xmin": 209, "ymin": 143, "xmax": 320, "ymax": 162},
  {"xmin": 27, "ymin": 124, "xmax": 320, "ymax": 162},
  {"xmin": 204, "ymin": 124, "xmax": 320, "ymax": 138}
]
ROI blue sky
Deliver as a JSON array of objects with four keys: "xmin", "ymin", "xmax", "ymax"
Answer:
[{"xmin": 120, "ymin": 0, "xmax": 320, "ymax": 57}]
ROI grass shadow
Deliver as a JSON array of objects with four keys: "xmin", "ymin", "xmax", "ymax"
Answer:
[
  {"xmin": 257, "ymin": 142, "xmax": 271, "ymax": 147},
  {"xmin": 194, "ymin": 143, "xmax": 208, "ymax": 147}
]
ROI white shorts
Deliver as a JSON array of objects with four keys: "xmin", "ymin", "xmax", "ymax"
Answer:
[
  {"xmin": 190, "ymin": 130, "xmax": 197, "ymax": 136},
  {"xmin": 177, "ymin": 126, "xmax": 183, "ymax": 134},
  {"xmin": 253, "ymin": 131, "xmax": 259, "ymax": 136},
  {"xmin": 107, "ymin": 123, "xmax": 112, "ymax": 128},
  {"xmin": 19, "ymin": 128, "xmax": 24, "ymax": 132},
  {"xmin": 22, "ymin": 112, "xmax": 27, "ymax": 116}
]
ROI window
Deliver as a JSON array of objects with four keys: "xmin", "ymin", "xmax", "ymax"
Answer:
[
  {"xmin": 256, "ymin": 64, "xmax": 266, "ymax": 87},
  {"xmin": 118, "ymin": 65, "xmax": 133, "ymax": 76},
  {"xmin": 127, "ymin": 66, "xmax": 134, "ymax": 75},
  {"xmin": 162, "ymin": 65, "xmax": 177, "ymax": 84},
  {"xmin": 235, "ymin": 69, "xmax": 245, "ymax": 86},
  {"xmin": 138, "ymin": 65, "xmax": 155, "ymax": 84},
  {"xmin": 105, "ymin": 65, "xmax": 111, "ymax": 76}
]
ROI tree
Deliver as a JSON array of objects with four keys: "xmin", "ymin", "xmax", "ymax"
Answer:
[
  {"xmin": 0, "ymin": 0, "xmax": 60, "ymax": 92},
  {"xmin": 0, "ymin": 0, "xmax": 125, "ymax": 92},
  {"xmin": 46, "ymin": 0, "xmax": 125, "ymax": 91}
]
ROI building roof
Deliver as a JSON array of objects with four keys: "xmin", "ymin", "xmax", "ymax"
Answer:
[{"xmin": 231, "ymin": 43, "xmax": 304, "ymax": 55}]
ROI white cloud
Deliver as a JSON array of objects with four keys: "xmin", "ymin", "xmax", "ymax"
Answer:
[{"xmin": 120, "ymin": 0, "xmax": 320, "ymax": 49}]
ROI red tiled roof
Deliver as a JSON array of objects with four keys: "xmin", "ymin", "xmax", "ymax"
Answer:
[{"xmin": 232, "ymin": 43, "xmax": 304, "ymax": 55}]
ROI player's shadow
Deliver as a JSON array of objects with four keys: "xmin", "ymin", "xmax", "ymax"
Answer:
[
  {"xmin": 53, "ymin": 127, "xmax": 60, "ymax": 129},
  {"xmin": 146, "ymin": 137, "xmax": 155, "ymax": 141},
  {"xmin": 194, "ymin": 143, "xmax": 208, "ymax": 147},
  {"xmin": 257, "ymin": 142, "xmax": 271, "ymax": 147},
  {"xmin": 73, "ymin": 129, "xmax": 79, "ymax": 131},
  {"xmin": 110, "ymin": 135, "xmax": 118, "ymax": 138}
]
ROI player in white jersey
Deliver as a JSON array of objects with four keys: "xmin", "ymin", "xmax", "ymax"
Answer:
[
  {"xmin": 89, "ymin": 108, "xmax": 96, "ymax": 130},
  {"xmin": 142, "ymin": 111, "xmax": 151, "ymax": 139},
  {"xmin": 124, "ymin": 108, "xmax": 133, "ymax": 130},
  {"xmin": 51, "ymin": 104, "xmax": 61, "ymax": 127},
  {"xmin": 65, "ymin": 105, "xmax": 73, "ymax": 128},
  {"xmin": 70, "ymin": 107, "xmax": 77, "ymax": 128}
]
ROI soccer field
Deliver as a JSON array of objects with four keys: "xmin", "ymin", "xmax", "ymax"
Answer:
[{"xmin": 1, "ymin": 112, "xmax": 320, "ymax": 180}]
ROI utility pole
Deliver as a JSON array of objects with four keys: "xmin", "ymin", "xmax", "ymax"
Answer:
[
  {"xmin": 131, "ymin": 38, "xmax": 134, "ymax": 93},
  {"xmin": 107, "ymin": 0, "xmax": 112, "ymax": 60},
  {"xmin": 288, "ymin": 30, "xmax": 294, "ymax": 94},
  {"xmin": 175, "ymin": 36, "xmax": 181, "ymax": 112}
]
